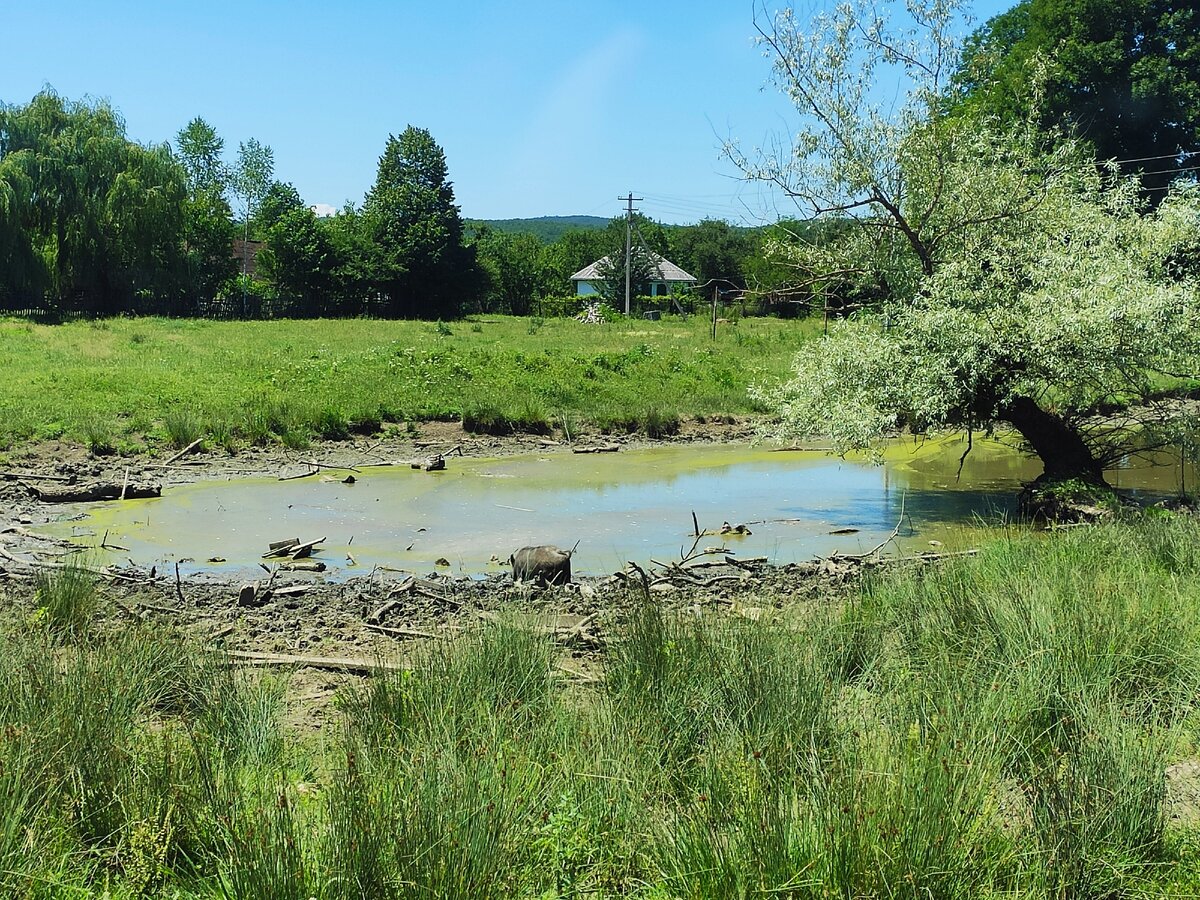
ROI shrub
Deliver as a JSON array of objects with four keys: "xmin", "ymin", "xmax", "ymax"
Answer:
[{"xmin": 642, "ymin": 407, "xmax": 681, "ymax": 438}]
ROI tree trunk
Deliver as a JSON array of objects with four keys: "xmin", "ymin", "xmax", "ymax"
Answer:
[{"xmin": 1001, "ymin": 395, "xmax": 1106, "ymax": 484}]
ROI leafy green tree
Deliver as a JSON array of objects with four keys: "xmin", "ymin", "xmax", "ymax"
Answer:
[
  {"xmin": 957, "ymin": 0, "xmax": 1200, "ymax": 196},
  {"xmin": 601, "ymin": 212, "xmax": 669, "ymax": 260},
  {"xmin": 668, "ymin": 219, "xmax": 751, "ymax": 287},
  {"xmin": 258, "ymin": 205, "xmax": 341, "ymax": 316},
  {"xmin": 229, "ymin": 137, "xmax": 274, "ymax": 315},
  {"xmin": 0, "ymin": 141, "xmax": 43, "ymax": 305},
  {"xmin": 362, "ymin": 126, "xmax": 480, "ymax": 318},
  {"xmin": 321, "ymin": 204, "xmax": 375, "ymax": 316},
  {"xmin": 0, "ymin": 91, "xmax": 189, "ymax": 313},
  {"xmin": 230, "ymin": 137, "xmax": 274, "ymax": 234},
  {"xmin": 175, "ymin": 117, "xmax": 227, "ymax": 196},
  {"xmin": 542, "ymin": 228, "xmax": 609, "ymax": 292},
  {"xmin": 254, "ymin": 180, "xmax": 304, "ymax": 233},
  {"xmin": 474, "ymin": 227, "xmax": 552, "ymax": 315},
  {"xmin": 179, "ymin": 189, "xmax": 236, "ymax": 313},
  {"xmin": 744, "ymin": 0, "xmax": 1200, "ymax": 485},
  {"xmin": 594, "ymin": 242, "xmax": 658, "ymax": 305},
  {"xmin": 174, "ymin": 117, "xmax": 236, "ymax": 311}
]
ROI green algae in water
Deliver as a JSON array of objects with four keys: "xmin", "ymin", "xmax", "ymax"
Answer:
[{"xmin": 41, "ymin": 438, "xmax": 1190, "ymax": 579}]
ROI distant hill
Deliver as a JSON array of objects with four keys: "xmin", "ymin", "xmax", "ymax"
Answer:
[{"xmin": 466, "ymin": 215, "xmax": 609, "ymax": 242}]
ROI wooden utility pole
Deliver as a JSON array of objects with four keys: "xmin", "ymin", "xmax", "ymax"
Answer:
[{"xmin": 620, "ymin": 192, "xmax": 642, "ymax": 316}]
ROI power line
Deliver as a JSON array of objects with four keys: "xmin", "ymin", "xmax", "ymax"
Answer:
[
  {"xmin": 1124, "ymin": 163, "xmax": 1200, "ymax": 177},
  {"xmin": 1110, "ymin": 150, "xmax": 1199, "ymax": 165}
]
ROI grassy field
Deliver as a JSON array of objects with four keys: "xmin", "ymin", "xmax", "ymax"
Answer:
[
  {"xmin": 5, "ymin": 515, "xmax": 1200, "ymax": 897},
  {"xmin": 0, "ymin": 315, "xmax": 818, "ymax": 454}
]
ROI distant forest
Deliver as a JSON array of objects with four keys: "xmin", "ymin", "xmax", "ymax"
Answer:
[{"xmin": 466, "ymin": 216, "xmax": 609, "ymax": 243}]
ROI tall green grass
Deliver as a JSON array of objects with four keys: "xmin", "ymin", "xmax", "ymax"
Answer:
[
  {"xmin": 0, "ymin": 314, "xmax": 817, "ymax": 452},
  {"xmin": 34, "ymin": 561, "xmax": 98, "ymax": 639},
  {"xmin": 3, "ymin": 516, "xmax": 1200, "ymax": 895}
]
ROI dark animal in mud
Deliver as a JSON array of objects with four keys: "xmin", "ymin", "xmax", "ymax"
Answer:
[{"xmin": 509, "ymin": 545, "xmax": 573, "ymax": 586}]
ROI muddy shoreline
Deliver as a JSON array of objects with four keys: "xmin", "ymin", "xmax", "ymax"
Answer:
[{"xmin": 4, "ymin": 418, "xmax": 859, "ymax": 686}]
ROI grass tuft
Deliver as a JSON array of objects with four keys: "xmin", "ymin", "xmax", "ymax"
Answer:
[
  {"xmin": 162, "ymin": 405, "xmax": 205, "ymax": 450},
  {"xmin": 34, "ymin": 562, "xmax": 98, "ymax": 640}
]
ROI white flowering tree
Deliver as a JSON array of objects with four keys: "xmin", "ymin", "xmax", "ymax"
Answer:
[{"xmin": 742, "ymin": 0, "xmax": 1200, "ymax": 483}]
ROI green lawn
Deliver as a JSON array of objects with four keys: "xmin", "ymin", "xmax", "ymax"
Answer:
[{"xmin": 0, "ymin": 314, "xmax": 819, "ymax": 453}]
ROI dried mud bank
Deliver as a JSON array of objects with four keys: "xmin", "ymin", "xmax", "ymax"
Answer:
[{"xmin": 0, "ymin": 523, "xmax": 895, "ymax": 664}]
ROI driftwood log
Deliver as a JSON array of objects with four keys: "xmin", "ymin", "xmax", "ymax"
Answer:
[{"xmin": 28, "ymin": 481, "xmax": 161, "ymax": 502}]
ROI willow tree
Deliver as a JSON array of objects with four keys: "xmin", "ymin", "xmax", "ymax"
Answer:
[
  {"xmin": 742, "ymin": 0, "xmax": 1200, "ymax": 484},
  {"xmin": 0, "ymin": 152, "xmax": 43, "ymax": 304},
  {"xmin": 0, "ymin": 91, "xmax": 189, "ymax": 313}
]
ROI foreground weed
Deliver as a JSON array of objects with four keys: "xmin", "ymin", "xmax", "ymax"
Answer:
[
  {"xmin": 462, "ymin": 399, "xmax": 552, "ymax": 436},
  {"xmin": 34, "ymin": 562, "xmax": 97, "ymax": 640},
  {"xmin": 1, "ymin": 518, "xmax": 1198, "ymax": 896},
  {"xmin": 641, "ymin": 406, "xmax": 681, "ymax": 438}
]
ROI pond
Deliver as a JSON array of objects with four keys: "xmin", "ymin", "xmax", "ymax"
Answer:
[{"xmin": 43, "ymin": 437, "xmax": 1191, "ymax": 579}]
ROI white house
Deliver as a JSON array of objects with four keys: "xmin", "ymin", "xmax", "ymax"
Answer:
[{"xmin": 570, "ymin": 252, "xmax": 697, "ymax": 297}]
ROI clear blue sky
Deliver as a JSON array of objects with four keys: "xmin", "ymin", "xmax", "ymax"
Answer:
[{"xmin": 3, "ymin": 1, "xmax": 1013, "ymax": 225}]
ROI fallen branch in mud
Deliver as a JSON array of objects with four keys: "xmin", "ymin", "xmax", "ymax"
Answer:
[
  {"xmin": 136, "ymin": 600, "xmax": 182, "ymax": 616},
  {"xmin": 477, "ymin": 610, "xmax": 601, "ymax": 648},
  {"xmin": 411, "ymin": 454, "xmax": 446, "ymax": 472},
  {"xmin": 279, "ymin": 560, "xmax": 327, "ymax": 572},
  {"xmin": 838, "ymin": 494, "xmax": 907, "ymax": 560},
  {"xmin": 366, "ymin": 623, "xmax": 437, "ymax": 641},
  {"xmin": 1, "ymin": 471, "xmax": 75, "ymax": 483},
  {"xmin": 278, "ymin": 467, "xmax": 319, "ymax": 481},
  {"xmin": 0, "ymin": 545, "xmax": 149, "ymax": 583},
  {"xmin": 572, "ymin": 445, "xmax": 619, "ymax": 454},
  {"xmin": 262, "ymin": 536, "xmax": 326, "ymax": 559},
  {"xmin": 367, "ymin": 575, "xmax": 417, "ymax": 623},
  {"xmin": 163, "ymin": 438, "xmax": 204, "ymax": 466},
  {"xmin": 413, "ymin": 582, "xmax": 461, "ymax": 608},
  {"xmin": 100, "ymin": 531, "xmax": 130, "ymax": 552},
  {"xmin": 294, "ymin": 458, "xmax": 362, "ymax": 474},
  {"xmin": 216, "ymin": 649, "xmax": 403, "ymax": 676},
  {"xmin": 874, "ymin": 548, "xmax": 980, "ymax": 564},
  {"xmin": 0, "ymin": 526, "xmax": 82, "ymax": 546},
  {"xmin": 28, "ymin": 481, "xmax": 162, "ymax": 502}
]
